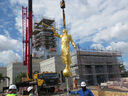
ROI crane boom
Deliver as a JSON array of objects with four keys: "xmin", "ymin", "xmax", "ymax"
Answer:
[{"xmin": 22, "ymin": 0, "xmax": 33, "ymax": 79}]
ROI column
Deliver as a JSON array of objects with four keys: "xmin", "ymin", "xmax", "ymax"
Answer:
[
  {"xmin": 104, "ymin": 65, "xmax": 109, "ymax": 81},
  {"xmin": 91, "ymin": 65, "xmax": 97, "ymax": 85}
]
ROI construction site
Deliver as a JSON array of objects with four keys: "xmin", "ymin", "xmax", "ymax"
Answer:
[
  {"xmin": 71, "ymin": 50, "xmax": 122, "ymax": 85},
  {"xmin": 0, "ymin": 15, "xmax": 128, "ymax": 95},
  {"xmin": 33, "ymin": 18, "xmax": 57, "ymax": 59},
  {"xmin": 0, "ymin": 0, "xmax": 128, "ymax": 96}
]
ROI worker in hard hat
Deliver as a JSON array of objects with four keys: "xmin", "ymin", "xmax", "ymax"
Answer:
[
  {"xmin": 6, "ymin": 84, "xmax": 17, "ymax": 96},
  {"xmin": 69, "ymin": 81, "xmax": 94, "ymax": 96},
  {"xmin": 27, "ymin": 86, "xmax": 34, "ymax": 96},
  {"xmin": 74, "ymin": 78, "xmax": 78, "ymax": 89}
]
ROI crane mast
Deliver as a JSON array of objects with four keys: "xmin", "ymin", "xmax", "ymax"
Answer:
[{"xmin": 22, "ymin": 0, "xmax": 33, "ymax": 79}]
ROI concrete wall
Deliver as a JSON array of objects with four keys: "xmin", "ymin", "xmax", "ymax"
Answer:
[
  {"xmin": 7, "ymin": 64, "xmax": 13, "ymax": 86},
  {"xmin": 40, "ymin": 56, "xmax": 65, "ymax": 75},
  {"xmin": 13, "ymin": 62, "xmax": 27, "ymax": 84},
  {"xmin": 0, "ymin": 67, "xmax": 7, "ymax": 76},
  {"xmin": 55, "ymin": 56, "xmax": 65, "ymax": 74},
  {"xmin": 7, "ymin": 62, "xmax": 27, "ymax": 85},
  {"xmin": 0, "ymin": 67, "xmax": 7, "ymax": 92},
  {"xmin": 40, "ymin": 57, "xmax": 56, "ymax": 72},
  {"xmin": 32, "ymin": 58, "xmax": 41, "ymax": 72},
  {"xmin": 40, "ymin": 56, "xmax": 73, "ymax": 88},
  {"xmin": 7, "ymin": 60, "xmax": 40, "ymax": 85}
]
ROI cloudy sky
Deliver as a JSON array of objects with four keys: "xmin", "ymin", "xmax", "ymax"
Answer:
[{"xmin": 0, "ymin": 0, "xmax": 128, "ymax": 69}]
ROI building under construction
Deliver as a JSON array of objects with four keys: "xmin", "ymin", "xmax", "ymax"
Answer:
[
  {"xmin": 71, "ymin": 50, "xmax": 122, "ymax": 86},
  {"xmin": 33, "ymin": 18, "xmax": 57, "ymax": 59}
]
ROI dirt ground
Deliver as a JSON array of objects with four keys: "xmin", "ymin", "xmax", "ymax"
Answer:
[{"xmin": 1, "ymin": 89, "xmax": 128, "ymax": 96}]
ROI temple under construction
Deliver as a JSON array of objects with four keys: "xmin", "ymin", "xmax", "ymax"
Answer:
[
  {"xmin": 33, "ymin": 18, "xmax": 57, "ymax": 59},
  {"xmin": 32, "ymin": 18, "xmax": 122, "ymax": 86},
  {"xmin": 71, "ymin": 49, "xmax": 122, "ymax": 85}
]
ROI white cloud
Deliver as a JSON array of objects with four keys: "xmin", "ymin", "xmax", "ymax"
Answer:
[
  {"xmin": 15, "ymin": 10, "xmax": 22, "ymax": 33},
  {"xmin": 0, "ymin": 34, "xmax": 22, "ymax": 65},
  {"xmin": 93, "ymin": 23, "xmax": 128, "ymax": 42},
  {"xmin": 106, "ymin": 42, "xmax": 128, "ymax": 55},
  {"xmin": 9, "ymin": 0, "xmax": 128, "ymax": 41},
  {"xmin": 91, "ymin": 42, "xmax": 128, "ymax": 55},
  {"xmin": 0, "ymin": 35, "xmax": 21, "ymax": 52},
  {"xmin": 0, "ymin": 50, "xmax": 21, "ymax": 65},
  {"xmin": 123, "ymin": 61, "xmax": 128, "ymax": 71},
  {"xmin": 91, "ymin": 43, "xmax": 105, "ymax": 50},
  {"xmin": 10, "ymin": 0, "xmax": 61, "ymax": 33},
  {"xmin": 10, "ymin": 0, "xmax": 27, "ymax": 5},
  {"xmin": 9, "ymin": 0, "xmax": 128, "ymax": 68}
]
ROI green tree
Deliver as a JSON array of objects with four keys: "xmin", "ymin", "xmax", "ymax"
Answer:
[
  {"xmin": 14, "ymin": 72, "xmax": 26, "ymax": 84},
  {"xmin": 0, "ymin": 73, "xmax": 3, "ymax": 78},
  {"xmin": 120, "ymin": 65, "xmax": 128, "ymax": 77},
  {"xmin": 122, "ymin": 71, "xmax": 128, "ymax": 77},
  {"xmin": 0, "ymin": 73, "xmax": 5, "ymax": 82},
  {"xmin": 120, "ymin": 65, "xmax": 126, "ymax": 72}
]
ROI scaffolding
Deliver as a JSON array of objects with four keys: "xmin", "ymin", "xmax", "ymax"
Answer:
[
  {"xmin": 71, "ymin": 48, "xmax": 123, "ymax": 85},
  {"xmin": 33, "ymin": 18, "xmax": 57, "ymax": 59}
]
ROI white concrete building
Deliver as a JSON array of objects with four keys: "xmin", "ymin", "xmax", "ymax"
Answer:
[
  {"xmin": 7, "ymin": 59, "xmax": 40, "ymax": 85},
  {"xmin": 40, "ymin": 56, "xmax": 66, "ymax": 83},
  {"xmin": 40, "ymin": 56, "xmax": 73, "ymax": 88},
  {"xmin": 7, "ymin": 62, "xmax": 27, "ymax": 85},
  {"xmin": 40, "ymin": 56, "xmax": 64, "ymax": 73},
  {"xmin": 0, "ymin": 67, "xmax": 7, "ymax": 76}
]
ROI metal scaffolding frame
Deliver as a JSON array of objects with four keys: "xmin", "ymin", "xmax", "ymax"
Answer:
[
  {"xmin": 33, "ymin": 18, "xmax": 57, "ymax": 59},
  {"xmin": 71, "ymin": 48, "xmax": 123, "ymax": 85}
]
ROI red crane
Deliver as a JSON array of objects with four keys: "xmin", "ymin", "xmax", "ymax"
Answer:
[{"xmin": 22, "ymin": 0, "xmax": 33, "ymax": 79}]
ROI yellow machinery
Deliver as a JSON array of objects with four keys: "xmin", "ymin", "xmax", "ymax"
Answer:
[{"xmin": 21, "ymin": 71, "xmax": 60, "ymax": 95}]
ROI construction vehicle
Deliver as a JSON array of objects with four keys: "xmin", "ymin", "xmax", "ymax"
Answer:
[
  {"xmin": 21, "ymin": 71, "xmax": 60, "ymax": 95},
  {"xmin": 35, "ymin": 72, "xmax": 60, "ymax": 94}
]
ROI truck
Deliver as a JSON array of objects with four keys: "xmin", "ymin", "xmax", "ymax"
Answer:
[
  {"xmin": 21, "ymin": 71, "xmax": 60, "ymax": 95},
  {"xmin": 35, "ymin": 72, "xmax": 60, "ymax": 94}
]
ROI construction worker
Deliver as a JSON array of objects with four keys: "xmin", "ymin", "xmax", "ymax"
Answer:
[
  {"xmin": 6, "ymin": 84, "xmax": 17, "ymax": 96},
  {"xmin": 74, "ymin": 78, "xmax": 78, "ymax": 89},
  {"xmin": 27, "ymin": 86, "xmax": 34, "ymax": 96},
  {"xmin": 69, "ymin": 81, "xmax": 94, "ymax": 96}
]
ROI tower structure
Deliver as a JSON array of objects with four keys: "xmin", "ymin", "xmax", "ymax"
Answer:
[{"xmin": 33, "ymin": 18, "xmax": 57, "ymax": 59}]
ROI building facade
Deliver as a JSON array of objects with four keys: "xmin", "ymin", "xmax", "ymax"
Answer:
[
  {"xmin": 7, "ymin": 62, "xmax": 28, "ymax": 85},
  {"xmin": 7, "ymin": 59, "xmax": 40, "ymax": 85},
  {"xmin": 40, "ymin": 56, "xmax": 72, "ymax": 88},
  {"xmin": 40, "ymin": 56, "xmax": 65, "ymax": 81},
  {"xmin": 33, "ymin": 18, "xmax": 57, "ymax": 59},
  {"xmin": 71, "ymin": 50, "xmax": 122, "ymax": 85},
  {"xmin": 0, "ymin": 67, "xmax": 7, "ymax": 91}
]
